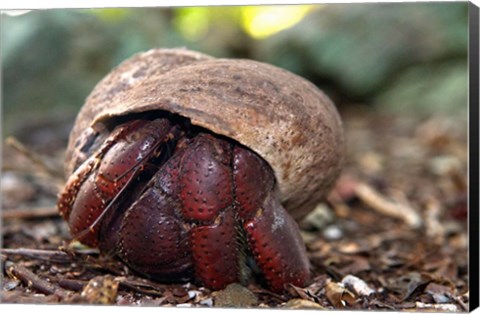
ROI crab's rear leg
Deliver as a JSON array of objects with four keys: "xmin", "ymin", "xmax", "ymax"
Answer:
[{"xmin": 233, "ymin": 146, "xmax": 311, "ymax": 292}]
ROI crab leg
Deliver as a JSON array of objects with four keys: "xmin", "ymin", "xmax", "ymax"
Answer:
[
  {"xmin": 233, "ymin": 146, "xmax": 311, "ymax": 292},
  {"xmin": 189, "ymin": 210, "xmax": 239, "ymax": 289},
  {"xmin": 178, "ymin": 134, "xmax": 240, "ymax": 289},
  {"xmin": 242, "ymin": 194, "xmax": 311, "ymax": 292}
]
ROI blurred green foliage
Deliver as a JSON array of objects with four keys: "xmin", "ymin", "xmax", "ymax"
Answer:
[
  {"xmin": 254, "ymin": 3, "xmax": 468, "ymax": 116},
  {"xmin": 1, "ymin": 3, "xmax": 468, "ymax": 137}
]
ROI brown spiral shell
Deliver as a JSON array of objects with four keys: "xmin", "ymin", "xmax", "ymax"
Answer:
[{"xmin": 65, "ymin": 48, "xmax": 345, "ymax": 220}]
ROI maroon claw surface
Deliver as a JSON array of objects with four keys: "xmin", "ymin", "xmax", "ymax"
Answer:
[{"xmin": 58, "ymin": 116, "xmax": 311, "ymax": 292}]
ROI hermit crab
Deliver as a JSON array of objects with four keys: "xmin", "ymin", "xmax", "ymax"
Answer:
[{"xmin": 57, "ymin": 48, "xmax": 344, "ymax": 293}]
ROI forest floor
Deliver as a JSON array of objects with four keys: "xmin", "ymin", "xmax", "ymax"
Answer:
[{"xmin": 1, "ymin": 106, "xmax": 470, "ymax": 311}]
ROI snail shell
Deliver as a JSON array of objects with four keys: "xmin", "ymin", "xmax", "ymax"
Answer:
[{"xmin": 65, "ymin": 48, "xmax": 345, "ymax": 220}]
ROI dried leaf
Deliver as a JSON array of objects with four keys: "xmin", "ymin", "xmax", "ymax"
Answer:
[
  {"xmin": 338, "ymin": 256, "xmax": 371, "ymax": 275},
  {"xmin": 425, "ymin": 282, "xmax": 454, "ymax": 304},
  {"xmin": 81, "ymin": 275, "xmax": 119, "ymax": 304},
  {"xmin": 325, "ymin": 281, "xmax": 356, "ymax": 308},
  {"xmin": 284, "ymin": 298, "xmax": 325, "ymax": 309},
  {"xmin": 337, "ymin": 236, "xmax": 382, "ymax": 254},
  {"xmin": 285, "ymin": 284, "xmax": 318, "ymax": 303},
  {"xmin": 400, "ymin": 273, "xmax": 433, "ymax": 302}
]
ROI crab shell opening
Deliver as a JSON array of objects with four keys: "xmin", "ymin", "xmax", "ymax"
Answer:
[{"xmin": 65, "ymin": 48, "xmax": 345, "ymax": 220}]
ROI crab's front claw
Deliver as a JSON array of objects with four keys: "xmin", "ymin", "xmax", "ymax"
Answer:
[{"xmin": 58, "ymin": 119, "xmax": 175, "ymax": 247}]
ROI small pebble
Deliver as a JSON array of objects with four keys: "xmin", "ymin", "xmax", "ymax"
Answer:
[
  {"xmin": 323, "ymin": 225, "xmax": 343, "ymax": 240},
  {"xmin": 199, "ymin": 298, "xmax": 213, "ymax": 307},
  {"xmin": 3, "ymin": 279, "xmax": 20, "ymax": 291},
  {"xmin": 302, "ymin": 204, "xmax": 334, "ymax": 230},
  {"xmin": 428, "ymin": 155, "xmax": 461, "ymax": 176},
  {"xmin": 188, "ymin": 290, "xmax": 199, "ymax": 299}
]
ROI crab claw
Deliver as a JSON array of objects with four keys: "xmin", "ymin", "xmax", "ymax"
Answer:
[
  {"xmin": 58, "ymin": 119, "xmax": 175, "ymax": 246},
  {"xmin": 233, "ymin": 146, "xmax": 311, "ymax": 291}
]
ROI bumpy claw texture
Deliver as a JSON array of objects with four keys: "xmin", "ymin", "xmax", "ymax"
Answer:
[{"xmin": 58, "ymin": 116, "xmax": 311, "ymax": 292}]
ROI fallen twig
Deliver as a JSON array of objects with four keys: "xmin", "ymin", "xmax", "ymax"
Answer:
[
  {"xmin": 453, "ymin": 295, "xmax": 469, "ymax": 312},
  {"xmin": 354, "ymin": 183, "xmax": 422, "ymax": 228},
  {"xmin": 1, "ymin": 248, "xmax": 72, "ymax": 263},
  {"xmin": 5, "ymin": 261, "xmax": 71, "ymax": 299},
  {"xmin": 249, "ymin": 286, "xmax": 288, "ymax": 303},
  {"xmin": 0, "ymin": 290, "xmax": 60, "ymax": 303},
  {"xmin": 58, "ymin": 278, "xmax": 88, "ymax": 292},
  {"xmin": 2, "ymin": 207, "xmax": 60, "ymax": 220},
  {"xmin": 1, "ymin": 247, "xmax": 98, "ymax": 263},
  {"xmin": 425, "ymin": 200, "xmax": 446, "ymax": 241},
  {"xmin": 5, "ymin": 136, "xmax": 65, "ymax": 186},
  {"xmin": 414, "ymin": 301, "xmax": 458, "ymax": 311},
  {"xmin": 116, "ymin": 277, "xmax": 166, "ymax": 297}
]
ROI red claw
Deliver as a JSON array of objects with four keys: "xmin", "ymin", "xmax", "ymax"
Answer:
[
  {"xmin": 179, "ymin": 134, "xmax": 233, "ymax": 222},
  {"xmin": 118, "ymin": 185, "xmax": 193, "ymax": 281},
  {"xmin": 243, "ymin": 195, "xmax": 311, "ymax": 291},
  {"xmin": 58, "ymin": 116, "xmax": 311, "ymax": 292},
  {"xmin": 190, "ymin": 209, "xmax": 239, "ymax": 290},
  {"xmin": 59, "ymin": 119, "xmax": 174, "ymax": 246},
  {"xmin": 233, "ymin": 146, "xmax": 310, "ymax": 291}
]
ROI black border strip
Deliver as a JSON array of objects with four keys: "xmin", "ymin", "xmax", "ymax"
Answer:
[{"xmin": 469, "ymin": 2, "xmax": 479, "ymax": 312}]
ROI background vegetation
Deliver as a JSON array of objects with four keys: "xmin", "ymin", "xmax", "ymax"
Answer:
[{"xmin": 2, "ymin": 3, "xmax": 468, "ymax": 143}]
